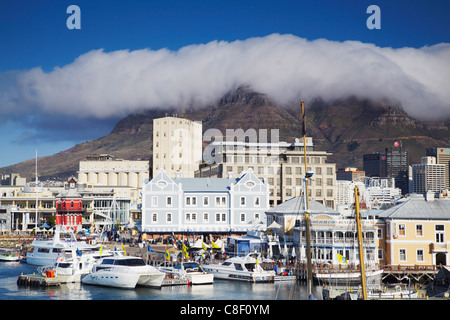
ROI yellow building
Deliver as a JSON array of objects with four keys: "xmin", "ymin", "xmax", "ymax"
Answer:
[{"xmin": 378, "ymin": 193, "xmax": 450, "ymax": 266}]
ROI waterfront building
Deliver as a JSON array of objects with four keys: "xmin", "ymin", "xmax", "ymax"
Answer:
[
  {"xmin": 412, "ymin": 157, "xmax": 446, "ymax": 196},
  {"xmin": 201, "ymin": 137, "xmax": 337, "ymax": 208},
  {"xmin": 55, "ymin": 177, "xmax": 83, "ymax": 233},
  {"xmin": 378, "ymin": 193, "xmax": 450, "ymax": 266},
  {"xmin": 152, "ymin": 116, "xmax": 203, "ymax": 178},
  {"xmin": 266, "ymin": 196, "xmax": 379, "ymax": 265},
  {"xmin": 426, "ymin": 147, "xmax": 450, "ymax": 188},
  {"xmin": 141, "ymin": 168, "xmax": 269, "ymax": 237},
  {"xmin": 78, "ymin": 154, "xmax": 149, "ymax": 189}
]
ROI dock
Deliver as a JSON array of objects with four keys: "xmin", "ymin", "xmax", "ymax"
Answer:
[
  {"xmin": 17, "ymin": 273, "xmax": 81, "ymax": 287},
  {"xmin": 161, "ymin": 278, "xmax": 190, "ymax": 286}
]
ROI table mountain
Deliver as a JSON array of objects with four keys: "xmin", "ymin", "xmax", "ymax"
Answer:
[{"xmin": 1, "ymin": 86, "xmax": 449, "ymax": 181}]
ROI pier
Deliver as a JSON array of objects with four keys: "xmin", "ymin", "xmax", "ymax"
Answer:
[{"xmin": 17, "ymin": 273, "xmax": 81, "ymax": 287}]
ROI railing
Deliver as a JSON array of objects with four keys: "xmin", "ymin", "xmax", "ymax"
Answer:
[{"xmin": 381, "ymin": 264, "xmax": 441, "ymax": 272}]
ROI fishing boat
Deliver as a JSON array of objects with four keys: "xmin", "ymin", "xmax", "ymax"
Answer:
[
  {"xmin": 0, "ymin": 248, "xmax": 21, "ymax": 262},
  {"xmin": 158, "ymin": 261, "xmax": 214, "ymax": 285},
  {"xmin": 26, "ymin": 231, "xmax": 110, "ymax": 266},
  {"xmin": 82, "ymin": 252, "xmax": 165, "ymax": 289},
  {"xmin": 201, "ymin": 253, "xmax": 275, "ymax": 282}
]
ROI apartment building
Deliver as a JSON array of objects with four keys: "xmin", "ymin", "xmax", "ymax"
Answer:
[
  {"xmin": 201, "ymin": 137, "xmax": 337, "ymax": 208},
  {"xmin": 412, "ymin": 157, "xmax": 446, "ymax": 196},
  {"xmin": 152, "ymin": 116, "xmax": 203, "ymax": 178},
  {"xmin": 426, "ymin": 148, "xmax": 450, "ymax": 188}
]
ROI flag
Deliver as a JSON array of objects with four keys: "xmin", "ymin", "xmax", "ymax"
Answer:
[
  {"xmin": 122, "ymin": 242, "xmax": 127, "ymax": 255},
  {"xmin": 76, "ymin": 248, "xmax": 82, "ymax": 257},
  {"xmin": 337, "ymin": 253, "xmax": 348, "ymax": 264},
  {"xmin": 147, "ymin": 244, "xmax": 154, "ymax": 252},
  {"xmin": 165, "ymin": 249, "xmax": 170, "ymax": 261},
  {"xmin": 202, "ymin": 242, "xmax": 208, "ymax": 251},
  {"xmin": 301, "ymin": 101, "xmax": 306, "ymax": 136},
  {"xmin": 99, "ymin": 245, "xmax": 103, "ymax": 256},
  {"xmin": 211, "ymin": 241, "xmax": 220, "ymax": 249},
  {"xmin": 182, "ymin": 243, "xmax": 189, "ymax": 259}
]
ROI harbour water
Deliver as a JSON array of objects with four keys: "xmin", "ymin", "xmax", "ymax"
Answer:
[{"xmin": 0, "ymin": 261, "xmax": 321, "ymax": 301}]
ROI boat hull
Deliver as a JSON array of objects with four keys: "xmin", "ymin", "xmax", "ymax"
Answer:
[
  {"xmin": 82, "ymin": 271, "xmax": 140, "ymax": 289},
  {"xmin": 202, "ymin": 266, "xmax": 274, "ymax": 283},
  {"xmin": 314, "ymin": 269, "xmax": 383, "ymax": 286},
  {"xmin": 137, "ymin": 273, "xmax": 165, "ymax": 287}
]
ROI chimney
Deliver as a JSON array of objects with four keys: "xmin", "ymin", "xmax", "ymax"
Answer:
[
  {"xmin": 175, "ymin": 170, "xmax": 182, "ymax": 179},
  {"xmin": 227, "ymin": 170, "xmax": 233, "ymax": 179}
]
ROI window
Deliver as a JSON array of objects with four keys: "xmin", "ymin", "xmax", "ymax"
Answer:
[
  {"xmin": 377, "ymin": 228, "xmax": 383, "ymax": 239},
  {"xmin": 254, "ymin": 197, "xmax": 260, "ymax": 206},
  {"xmin": 203, "ymin": 213, "xmax": 209, "ymax": 223},
  {"xmin": 186, "ymin": 213, "xmax": 191, "ymax": 222},
  {"xmin": 203, "ymin": 197, "xmax": 209, "ymax": 206},
  {"xmin": 240, "ymin": 213, "xmax": 246, "ymax": 223},
  {"xmin": 377, "ymin": 249, "xmax": 383, "ymax": 260},
  {"xmin": 216, "ymin": 213, "xmax": 226, "ymax": 222},
  {"xmin": 185, "ymin": 196, "xmax": 197, "ymax": 206},
  {"xmin": 416, "ymin": 224, "xmax": 423, "ymax": 237},
  {"xmin": 152, "ymin": 213, "xmax": 157, "ymax": 223},
  {"xmin": 416, "ymin": 249, "xmax": 424, "ymax": 262},
  {"xmin": 435, "ymin": 225, "xmax": 445, "ymax": 243},
  {"xmin": 399, "ymin": 224, "xmax": 406, "ymax": 236},
  {"xmin": 166, "ymin": 213, "xmax": 172, "ymax": 223},
  {"xmin": 166, "ymin": 197, "xmax": 172, "ymax": 206},
  {"xmin": 399, "ymin": 249, "xmax": 406, "ymax": 262},
  {"xmin": 215, "ymin": 196, "xmax": 226, "ymax": 206},
  {"xmin": 240, "ymin": 197, "xmax": 246, "ymax": 206},
  {"xmin": 152, "ymin": 196, "xmax": 158, "ymax": 207}
]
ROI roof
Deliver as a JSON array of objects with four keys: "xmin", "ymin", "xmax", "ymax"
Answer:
[
  {"xmin": 267, "ymin": 196, "xmax": 340, "ymax": 215},
  {"xmin": 378, "ymin": 194, "xmax": 450, "ymax": 220},
  {"xmin": 175, "ymin": 178, "xmax": 233, "ymax": 192}
]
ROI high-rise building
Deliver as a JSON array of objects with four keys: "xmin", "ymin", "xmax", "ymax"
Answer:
[
  {"xmin": 426, "ymin": 148, "xmax": 450, "ymax": 188},
  {"xmin": 412, "ymin": 157, "xmax": 446, "ymax": 195},
  {"xmin": 152, "ymin": 116, "xmax": 203, "ymax": 178},
  {"xmin": 363, "ymin": 153, "xmax": 386, "ymax": 177},
  {"xmin": 386, "ymin": 147, "xmax": 409, "ymax": 195}
]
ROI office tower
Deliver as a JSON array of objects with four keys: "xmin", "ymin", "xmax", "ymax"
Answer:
[{"xmin": 363, "ymin": 153, "xmax": 386, "ymax": 177}]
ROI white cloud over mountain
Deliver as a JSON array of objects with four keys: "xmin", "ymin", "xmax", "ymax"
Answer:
[{"xmin": 2, "ymin": 33, "xmax": 450, "ymax": 120}]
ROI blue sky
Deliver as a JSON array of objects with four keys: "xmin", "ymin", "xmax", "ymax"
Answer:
[{"xmin": 0, "ymin": 0, "xmax": 449, "ymax": 168}]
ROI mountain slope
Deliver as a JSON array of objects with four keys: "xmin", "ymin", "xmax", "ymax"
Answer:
[{"xmin": 1, "ymin": 87, "xmax": 449, "ymax": 181}]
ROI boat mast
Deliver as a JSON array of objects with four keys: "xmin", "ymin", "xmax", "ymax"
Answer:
[
  {"xmin": 35, "ymin": 149, "xmax": 38, "ymax": 230},
  {"xmin": 301, "ymin": 101, "xmax": 314, "ymax": 298},
  {"xmin": 354, "ymin": 186, "xmax": 368, "ymax": 300}
]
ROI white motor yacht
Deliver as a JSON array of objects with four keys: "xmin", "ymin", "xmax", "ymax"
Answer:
[
  {"xmin": 201, "ymin": 253, "xmax": 275, "ymax": 283},
  {"xmin": 26, "ymin": 231, "xmax": 109, "ymax": 266},
  {"xmin": 159, "ymin": 261, "xmax": 214, "ymax": 285},
  {"xmin": 82, "ymin": 252, "xmax": 165, "ymax": 289}
]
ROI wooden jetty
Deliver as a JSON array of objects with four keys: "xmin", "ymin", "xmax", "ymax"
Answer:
[{"xmin": 17, "ymin": 273, "xmax": 81, "ymax": 288}]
